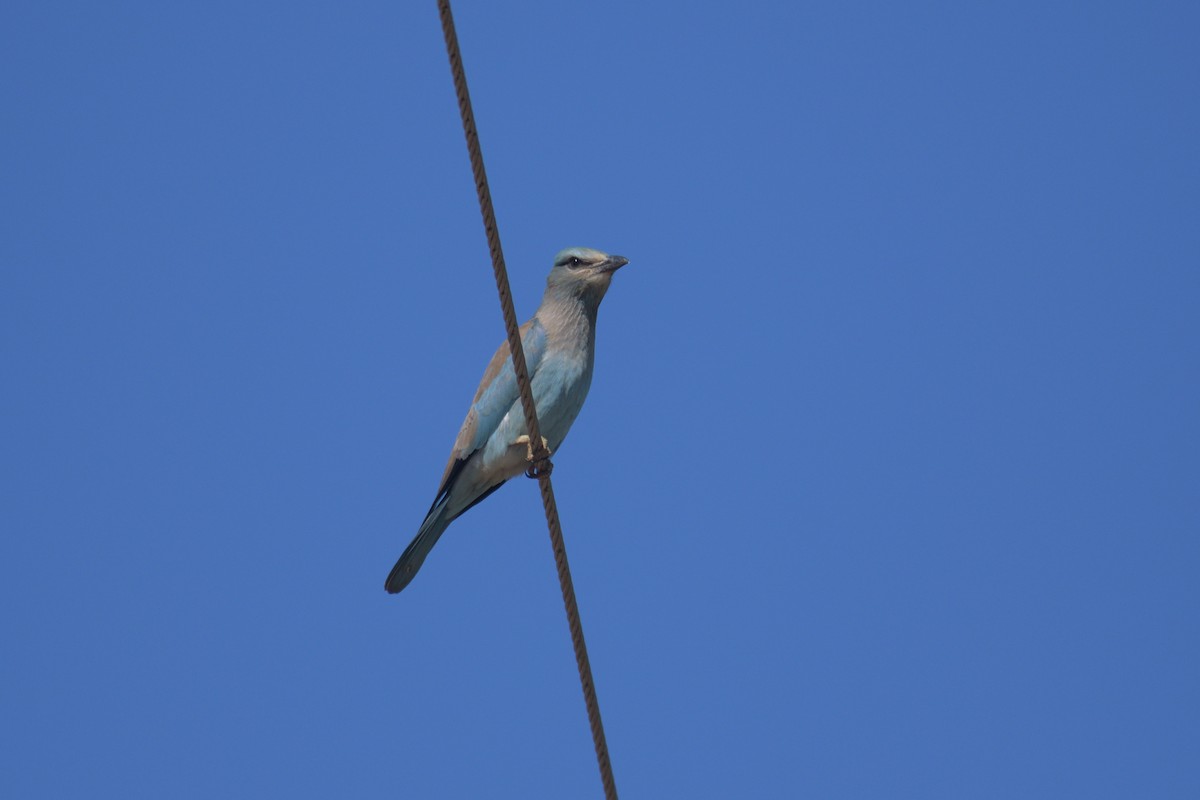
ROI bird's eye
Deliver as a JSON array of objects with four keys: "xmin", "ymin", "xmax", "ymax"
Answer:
[{"xmin": 570, "ymin": 257, "xmax": 582, "ymax": 267}]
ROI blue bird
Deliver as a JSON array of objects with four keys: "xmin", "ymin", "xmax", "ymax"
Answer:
[{"xmin": 385, "ymin": 247, "xmax": 630, "ymax": 594}]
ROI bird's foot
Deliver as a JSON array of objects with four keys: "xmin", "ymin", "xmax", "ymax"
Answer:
[
  {"xmin": 515, "ymin": 435, "xmax": 554, "ymax": 478},
  {"xmin": 514, "ymin": 435, "xmax": 552, "ymax": 462}
]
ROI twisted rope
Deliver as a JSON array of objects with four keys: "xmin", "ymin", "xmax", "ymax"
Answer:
[{"xmin": 435, "ymin": 3, "xmax": 617, "ymax": 798}]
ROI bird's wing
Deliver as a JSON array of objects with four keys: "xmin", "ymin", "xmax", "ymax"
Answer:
[{"xmin": 431, "ymin": 317, "xmax": 548, "ymax": 500}]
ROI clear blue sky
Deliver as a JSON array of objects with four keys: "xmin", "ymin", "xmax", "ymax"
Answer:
[{"xmin": 2, "ymin": 1, "xmax": 1197, "ymax": 797}]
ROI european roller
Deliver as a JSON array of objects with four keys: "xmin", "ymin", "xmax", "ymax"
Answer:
[{"xmin": 385, "ymin": 247, "xmax": 630, "ymax": 594}]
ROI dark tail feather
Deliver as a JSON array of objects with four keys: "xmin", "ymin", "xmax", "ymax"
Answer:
[{"xmin": 384, "ymin": 500, "xmax": 452, "ymax": 594}]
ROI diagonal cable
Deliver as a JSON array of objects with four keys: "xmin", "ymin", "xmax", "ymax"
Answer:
[{"xmin": 434, "ymin": 2, "xmax": 618, "ymax": 798}]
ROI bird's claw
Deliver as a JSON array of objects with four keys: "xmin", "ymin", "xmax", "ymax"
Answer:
[
  {"xmin": 514, "ymin": 434, "xmax": 552, "ymax": 462},
  {"xmin": 516, "ymin": 434, "xmax": 553, "ymax": 479}
]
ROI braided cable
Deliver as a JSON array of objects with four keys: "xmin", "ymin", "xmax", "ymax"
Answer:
[{"xmin": 434, "ymin": 3, "xmax": 618, "ymax": 797}]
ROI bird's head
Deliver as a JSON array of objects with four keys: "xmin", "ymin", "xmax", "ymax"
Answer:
[{"xmin": 545, "ymin": 247, "xmax": 629, "ymax": 302}]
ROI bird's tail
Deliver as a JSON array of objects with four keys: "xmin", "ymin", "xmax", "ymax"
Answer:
[{"xmin": 385, "ymin": 499, "xmax": 452, "ymax": 594}]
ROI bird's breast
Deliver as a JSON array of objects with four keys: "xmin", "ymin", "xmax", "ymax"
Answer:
[{"xmin": 531, "ymin": 349, "xmax": 593, "ymax": 448}]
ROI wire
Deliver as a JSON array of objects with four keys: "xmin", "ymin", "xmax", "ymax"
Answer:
[{"xmin": 434, "ymin": 3, "xmax": 618, "ymax": 797}]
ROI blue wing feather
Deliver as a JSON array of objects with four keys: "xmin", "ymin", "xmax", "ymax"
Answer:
[
  {"xmin": 432, "ymin": 318, "xmax": 549, "ymax": 499},
  {"xmin": 466, "ymin": 319, "xmax": 547, "ymax": 453}
]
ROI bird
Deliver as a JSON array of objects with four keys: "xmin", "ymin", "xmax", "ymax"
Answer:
[{"xmin": 385, "ymin": 247, "xmax": 630, "ymax": 594}]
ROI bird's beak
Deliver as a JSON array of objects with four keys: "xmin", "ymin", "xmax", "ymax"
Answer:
[{"xmin": 600, "ymin": 255, "xmax": 629, "ymax": 273}]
